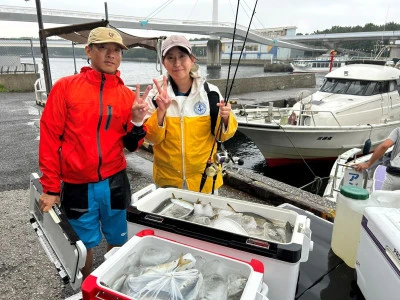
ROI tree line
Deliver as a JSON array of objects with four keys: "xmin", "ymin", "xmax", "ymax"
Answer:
[{"xmin": 297, "ymin": 22, "xmax": 400, "ymax": 54}]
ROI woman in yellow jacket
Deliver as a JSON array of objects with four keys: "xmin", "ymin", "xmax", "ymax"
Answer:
[{"xmin": 144, "ymin": 35, "xmax": 238, "ymax": 194}]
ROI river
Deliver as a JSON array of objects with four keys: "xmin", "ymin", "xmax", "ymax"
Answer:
[
  {"xmin": 28, "ymin": 57, "xmax": 331, "ymax": 195},
  {"xmin": 27, "ymin": 57, "xmax": 288, "ymax": 85}
]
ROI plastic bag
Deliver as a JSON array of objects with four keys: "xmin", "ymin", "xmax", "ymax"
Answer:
[
  {"xmin": 127, "ymin": 268, "xmax": 203, "ymax": 300},
  {"xmin": 198, "ymin": 259, "xmax": 228, "ymax": 300}
]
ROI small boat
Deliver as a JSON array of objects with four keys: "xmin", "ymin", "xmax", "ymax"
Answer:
[
  {"xmin": 233, "ymin": 61, "xmax": 400, "ymax": 167},
  {"xmin": 322, "ymin": 147, "xmax": 393, "ymax": 202},
  {"xmin": 290, "ymin": 54, "xmax": 347, "ymax": 73}
]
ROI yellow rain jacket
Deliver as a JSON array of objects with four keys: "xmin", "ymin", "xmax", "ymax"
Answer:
[{"xmin": 144, "ymin": 75, "xmax": 238, "ymax": 193}]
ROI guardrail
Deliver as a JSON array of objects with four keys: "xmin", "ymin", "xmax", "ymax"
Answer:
[
  {"xmin": 0, "ymin": 63, "xmax": 37, "ymax": 74},
  {"xmin": 235, "ymin": 103, "xmax": 342, "ymax": 127}
]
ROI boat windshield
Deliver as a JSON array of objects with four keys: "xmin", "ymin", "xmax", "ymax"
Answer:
[{"xmin": 320, "ymin": 78, "xmax": 397, "ymax": 96}]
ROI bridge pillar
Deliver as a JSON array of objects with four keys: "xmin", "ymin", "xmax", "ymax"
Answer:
[
  {"xmin": 322, "ymin": 41, "xmax": 337, "ymax": 50},
  {"xmin": 207, "ymin": 39, "xmax": 221, "ymax": 69}
]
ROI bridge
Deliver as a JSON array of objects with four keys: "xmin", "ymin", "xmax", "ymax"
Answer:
[
  {"xmin": 2, "ymin": 5, "xmax": 400, "ymax": 48},
  {"xmin": 281, "ymin": 31, "xmax": 400, "ymax": 43},
  {"xmin": 0, "ymin": 5, "xmax": 313, "ymax": 51}
]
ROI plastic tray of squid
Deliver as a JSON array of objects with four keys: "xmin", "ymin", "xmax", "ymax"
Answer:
[{"xmin": 152, "ymin": 193, "xmax": 293, "ymax": 244}]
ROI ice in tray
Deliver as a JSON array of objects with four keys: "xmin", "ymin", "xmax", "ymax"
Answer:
[{"xmin": 152, "ymin": 193, "xmax": 294, "ymax": 243}]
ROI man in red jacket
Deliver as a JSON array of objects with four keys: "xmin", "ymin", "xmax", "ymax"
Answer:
[{"xmin": 38, "ymin": 27, "xmax": 151, "ymax": 280}]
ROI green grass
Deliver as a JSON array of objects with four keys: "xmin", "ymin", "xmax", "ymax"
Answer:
[{"xmin": 0, "ymin": 84, "xmax": 9, "ymax": 92}]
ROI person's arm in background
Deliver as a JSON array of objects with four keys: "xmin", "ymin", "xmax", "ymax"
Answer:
[{"xmin": 353, "ymin": 138, "xmax": 394, "ymax": 172}]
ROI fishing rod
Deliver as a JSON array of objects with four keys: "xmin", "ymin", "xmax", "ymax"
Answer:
[{"xmin": 199, "ymin": 0, "xmax": 258, "ymax": 193}]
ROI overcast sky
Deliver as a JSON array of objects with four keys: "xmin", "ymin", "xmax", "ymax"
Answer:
[{"xmin": 1, "ymin": 0, "xmax": 399, "ymax": 38}]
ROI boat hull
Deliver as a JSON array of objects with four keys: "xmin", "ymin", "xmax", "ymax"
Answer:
[{"xmin": 237, "ymin": 122, "xmax": 400, "ymax": 167}]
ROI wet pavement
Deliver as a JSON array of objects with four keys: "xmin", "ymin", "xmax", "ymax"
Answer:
[
  {"xmin": 0, "ymin": 91, "xmax": 364, "ymax": 300},
  {"xmin": 0, "ymin": 92, "xmax": 269, "ymax": 299}
]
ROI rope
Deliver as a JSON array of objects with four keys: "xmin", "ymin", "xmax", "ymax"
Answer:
[
  {"xmin": 299, "ymin": 176, "xmax": 330, "ymax": 195},
  {"xmin": 241, "ymin": 0, "xmax": 265, "ymax": 29},
  {"xmin": 186, "ymin": 0, "xmax": 200, "ymax": 20},
  {"xmin": 144, "ymin": 0, "xmax": 174, "ymax": 21}
]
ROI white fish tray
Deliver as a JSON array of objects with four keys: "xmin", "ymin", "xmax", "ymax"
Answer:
[
  {"xmin": 127, "ymin": 185, "xmax": 313, "ymax": 300},
  {"xmin": 81, "ymin": 230, "xmax": 268, "ymax": 300}
]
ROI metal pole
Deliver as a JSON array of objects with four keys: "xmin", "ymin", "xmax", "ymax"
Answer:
[
  {"xmin": 72, "ymin": 42, "xmax": 78, "ymax": 74},
  {"xmin": 28, "ymin": 39, "xmax": 37, "ymax": 73},
  {"xmin": 35, "ymin": 0, "xmax": 52, "ymax": 94},
  {"xmin": 104, "ymin": 2, "xmax": 108, "ymax": 22}
]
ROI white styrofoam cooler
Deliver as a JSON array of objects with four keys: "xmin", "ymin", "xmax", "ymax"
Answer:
[
  {"xmin": 356, "ymin": 207, "xmax": 400, "ymax": 300},
  {"xmin": 127, "ymin": 184, "xmax": 313, "ymax": 300},
  {"xmin": 82, "ymin": 229, "xmax": 268, "ymax": 300}
]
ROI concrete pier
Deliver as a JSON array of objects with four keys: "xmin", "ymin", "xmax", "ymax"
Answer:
[
  {"xmin": 206, "ymin": 39, "xmax": 222, "ymax": 69},
  {"xmin": 208, "ymin": 73, "xmax": 315, "ymax": 94},
  {"xmin": 138, "ymin": 73, "xmax": 316, "ymax": 96}
]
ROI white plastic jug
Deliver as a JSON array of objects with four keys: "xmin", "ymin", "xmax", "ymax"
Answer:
[{"xmin": 331, "ymin": 185, "xmax": 370, "ymax": 268}]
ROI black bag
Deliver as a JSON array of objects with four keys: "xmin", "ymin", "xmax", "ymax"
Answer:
[{"xmin": 386, "ymin": 165, "xmax": 400, "ymax": 176}]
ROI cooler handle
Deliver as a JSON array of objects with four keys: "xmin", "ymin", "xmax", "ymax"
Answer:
[
  {"xmin": 255, "ymin": 282, "xmax": 270, "ymax": 300},
  {"xmin": 300, "ymin": 217, "xmax": 313, "ymax": 262},
  {"xmin": 385, "ymin": 246, "xmax": 400, "ymax": 271},
  {"xmin": 131, "ymin": 184, "xmax": 156, "ymax": 204}
]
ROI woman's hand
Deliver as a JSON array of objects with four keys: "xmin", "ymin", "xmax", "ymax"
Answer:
[
  {"xmin": 153, "ymin": 76, "xmax": 172, "ymax": 125},
  {"xmin": 132, "ymin": 84, "xmax": 151, "ymax": 123},
  {"xmin": 217, "ymin": 100, "xmax": 231, "ymax": 126}
]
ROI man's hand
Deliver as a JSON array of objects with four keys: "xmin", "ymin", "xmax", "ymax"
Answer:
[
  {"xmin": 132, "ymin": 84, "xmax": 151, "ymax": 123},
  {"xmin": 353, "ymin": 162, "xmax": 369, "ymax": 172},
  {"xmin": 39, "ymin": 193, "xmax": 60, "ymax": 212}
]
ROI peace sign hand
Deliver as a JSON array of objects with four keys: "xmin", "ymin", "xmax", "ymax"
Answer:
[
  {"xmin": 153, "ymin": 75, "xmax": 171, "ymax": 113},
  {"xmin": 132, "ymin": 84, "xmax": 151, "ymax": 123}
]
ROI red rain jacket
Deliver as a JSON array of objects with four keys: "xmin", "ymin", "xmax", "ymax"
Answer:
[{"xmin": 39, "ymin": 67, "xmax": 141, "ymax": 194}]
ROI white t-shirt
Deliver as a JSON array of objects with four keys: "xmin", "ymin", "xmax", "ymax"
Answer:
[{"xmin": 388, "ymin": 127, "xmax": 400, "ymax": 167}]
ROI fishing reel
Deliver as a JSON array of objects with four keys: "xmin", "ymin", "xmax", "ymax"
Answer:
[
  {"xmin": 205, "ymin": 163, "xmax": 219, "ymax": 177},
  {"xmin": 207, "ymin": 150, "xmax": 244, "ymax": 176},
  {"xmin": 204, "ymin": 150, "xmax": 231, "ymax": 177},
  {"xmin": 214, "ymin": 150, "xmax": 229, "ymax": 164},
  {"xmin": 215, "ymin": 149, "xmax": 244, "ymax": 166}
]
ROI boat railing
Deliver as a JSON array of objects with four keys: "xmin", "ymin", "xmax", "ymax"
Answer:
[{"xmin": 236, "ymin": 103, "xmax": 343, "ymax": 127}]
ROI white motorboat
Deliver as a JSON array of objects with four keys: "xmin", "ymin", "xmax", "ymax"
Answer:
[
  {"xmin": 290, "ymin": 54, "xmax": 347, "ymax": 73},
  {"xmin": 233, "ymin": 62, "xmax": 400, "ymax": 167}
]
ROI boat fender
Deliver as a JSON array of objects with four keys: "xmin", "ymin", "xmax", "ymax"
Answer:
[
  {"xmin": 288, "ymin": 112, "xmax": 297, "ymax": 125},
  {"xmin": 362, "ymin": 138, "xmax": 371, "ymax": 155},
  {"xmin": 239, "ymin": 109, "xmax": 247, "ymax": 116}
]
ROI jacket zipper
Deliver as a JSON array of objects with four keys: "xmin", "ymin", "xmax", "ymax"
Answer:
[
  {"xmin": 105, "ymin": 105, "xmax": 112, "ymax": 130},
  {"xmin": 178, "ymin": 96, "xmax": 187, "ymax": 188},
  {"xmin": 96, "ymin": 74, "xmax": 106, "ymax": 181}
]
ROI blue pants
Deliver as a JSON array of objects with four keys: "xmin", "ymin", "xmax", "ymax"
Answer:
[{"xmin": 61, "ymin": 170, "xmax": 131, "ymax": 249}]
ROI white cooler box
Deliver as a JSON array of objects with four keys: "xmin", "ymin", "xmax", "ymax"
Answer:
[
  {"xmin": 82, "ymin": 229, "xmax": 268, "ymax": 300},
  {"xmin": 356, "ymin": 207, "xmax": 400, "ymax": 300},
  {"xmin": 127, "ymin": 185, "xmax": 313, "ymax": 300}
]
